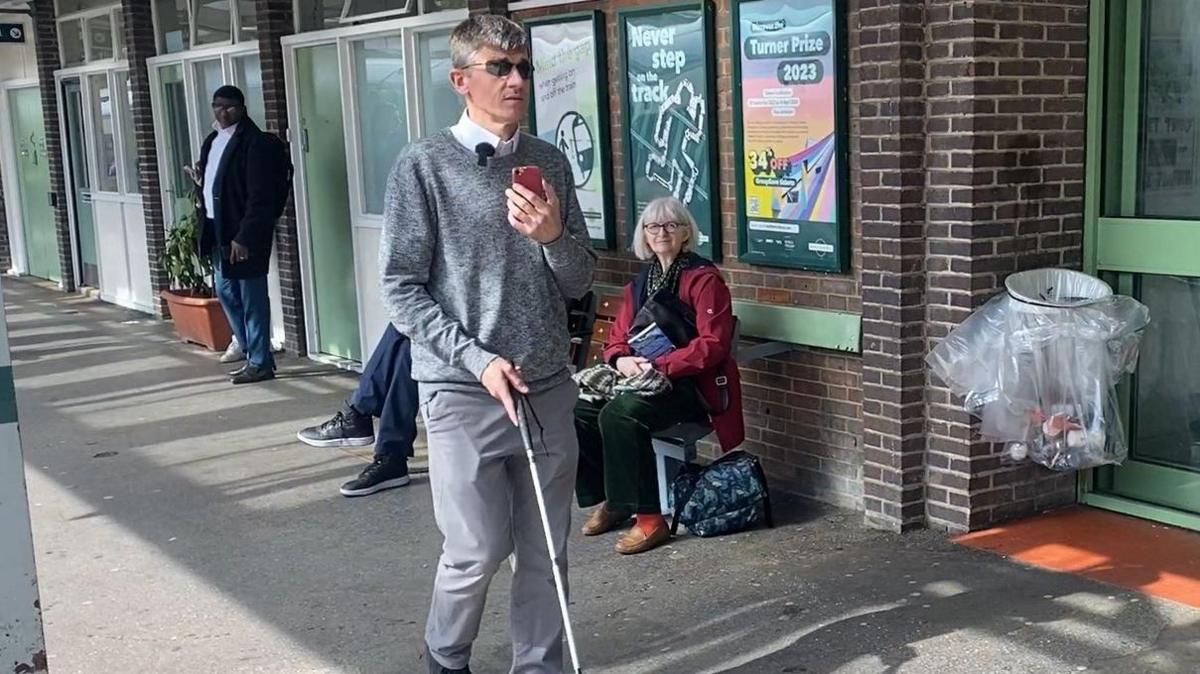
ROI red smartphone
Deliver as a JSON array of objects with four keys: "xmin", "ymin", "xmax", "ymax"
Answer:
[{"xmin": 512, "ymin": 166, "xmax": 546, "ymax": 200}]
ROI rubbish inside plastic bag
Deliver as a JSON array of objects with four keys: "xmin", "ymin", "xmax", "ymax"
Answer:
[{"xmin": 928, "ymin": 269, "xmax": 1150, "ymax": 472}]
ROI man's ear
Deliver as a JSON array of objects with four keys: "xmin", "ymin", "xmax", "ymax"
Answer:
[{"xmin": 449, "ymin": 69, "xmax": 470, "ymax": 96}]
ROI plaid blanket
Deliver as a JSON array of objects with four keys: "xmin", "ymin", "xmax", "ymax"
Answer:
[{"xmin": 573, "ymin": 364, "xmax": 672, "ymax": 402}]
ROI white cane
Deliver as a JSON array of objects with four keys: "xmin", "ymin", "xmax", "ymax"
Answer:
[{"xmin": 516, "ymin": 394, "xmax": 584, "ymax": 674}]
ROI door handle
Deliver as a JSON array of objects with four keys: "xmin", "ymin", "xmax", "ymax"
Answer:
[{"xmin": 302, "ymin": 128, "xmax": 310, "ymax": 153}]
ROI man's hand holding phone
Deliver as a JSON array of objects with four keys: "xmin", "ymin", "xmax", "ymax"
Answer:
[{"xmin": 506, "ymin": 166, "xmax": 562, "ymax": 245}]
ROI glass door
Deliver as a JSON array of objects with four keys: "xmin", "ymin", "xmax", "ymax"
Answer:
[
  {"xmin": 296, "ymin": 43, "xmax": 360, "ymax": 361},
  {"xmin": 156, "ymin": 63, "xmax": 196, "ymax": 227},
  {"xmin": 62, "ymin": 78, "xmax": 99, "ymax": 287},
  {"xmin": 1084, "ymin": 0, "xmax": 1200, "ymax": 529},
  {"xmin": 8, "ymin": 86, "xmax": 60, "ymax": 282}
]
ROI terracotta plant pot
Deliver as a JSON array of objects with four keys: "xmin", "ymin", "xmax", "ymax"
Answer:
[{"xmin": 161, "ymin": 290, "xmax": 233, "ymax": 352}]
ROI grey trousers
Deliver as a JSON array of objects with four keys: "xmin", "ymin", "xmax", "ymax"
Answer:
[{"xmin": 420, "ymin": 378, "xmax": 579, "ymax": 674}]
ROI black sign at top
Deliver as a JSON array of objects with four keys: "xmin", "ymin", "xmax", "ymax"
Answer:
[{"xmin": 0, "ymin": 24, "xmax": 26, "ymax": 43}]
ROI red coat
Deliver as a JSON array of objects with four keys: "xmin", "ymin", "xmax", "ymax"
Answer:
[{"xmin": 603, "ymin": 260, "xmax": 745, "ymax": 451}]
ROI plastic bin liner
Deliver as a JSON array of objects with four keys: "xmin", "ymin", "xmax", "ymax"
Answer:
[{"xmin": 927, "ymin": 269, "xmax": 1150, "ymax": 472}]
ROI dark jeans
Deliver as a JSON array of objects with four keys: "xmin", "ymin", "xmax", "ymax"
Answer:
[
  {"xmin": 349, "ymin": 324, "xmax": 418, "ymax": 461},
  {"xmin": 211, "ymin": 248, "xmax": 274, "ymax": 371},
  {"xmin": 574, "ymin": 383, "xmax": 706, "ymax": 514}
]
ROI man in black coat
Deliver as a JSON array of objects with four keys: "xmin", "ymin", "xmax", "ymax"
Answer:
[{"xmin": 194, "ymin": 85, "xmax": 288, "ymax": 385}]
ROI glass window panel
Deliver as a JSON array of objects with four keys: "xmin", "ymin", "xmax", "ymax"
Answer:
[
  {"xmin": 353, "ymin": 35, "xmax": 410, "ymax": 215},
  {"xmin": 295, "ymin": 0, "xmax": 342, "ymax": 32},
  {"xmin": 1134, "ymin": 274, "xmax": 1200, "ymax": 472},
  {"xmin": 112, "ymin": 9, "xmax": 126, "ymax": 60},
  {"xmin": 116, "ymin": 73, "xmax": 141, "ymax": 193},
  {"xmin": 89, "ymin": 73, "xmax": 120, "ymax": 192},
  {"xmin": 422, "ymin": 0, "xmax": 465, "ymax": 12},
  {"xmin": 344, "ymin": 0, "xmax": 413, "ymax": 20},
  {"xmin": 193, "ymin": 0, "xmax": 233, "ymax": 45},
  {"xmin": 416, "ymin": 29, "xmax": 459, "ymax": 138},
  {"xmin": 158, "ymin": 64, "xmax": 194, "ymax": 222},
  {"xmin": 236, "ymin": 0, "xmax": 257, "ymax": 42},
  {"xmin": 155, "ymin": 0, "xmax": 190, "ymax": 53},
  {"xmin": 57, "ymin": 0, "xmax": 117, "ymax": 14},
  {"xmin": 1135, "ymin": 0, "xmax": 1200, "ymax": 218},
  {"xmin": 86, "ymin": 13, "xmax": 113, "ymax": 60},
  {"xmin": 192, "ymin": 59, "xmax": 226, "ymax": 135},
  {"xmin": 60, "ymin": 19, "xmax": 86, "ymax": 67},
  {"xmin": 235, "ymin": 54, "xmax": 266, "ymax": 126}
]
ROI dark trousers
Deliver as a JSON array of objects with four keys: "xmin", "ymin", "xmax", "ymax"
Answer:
[
  {"xmin": 574, "ymin": 384, "xmax": 706, "ymax": 514},
  {"xmin": 349, "ymin": 324, "xmax": 418, "ymax": 461},
  {"xmin": 211, "ymin": 247, "xmax": 274, "ymax": 371}
]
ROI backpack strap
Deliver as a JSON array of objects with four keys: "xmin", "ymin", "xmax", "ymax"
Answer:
[{"xmin": 669, "ymin": 465, "xmax": 703, "ymax": 536}]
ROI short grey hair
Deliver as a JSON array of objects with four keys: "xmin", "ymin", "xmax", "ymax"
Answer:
[
  {"xmin": 450, "ymin": 15, "xmax": 528, "ymax": 69},
  {"xmin": 632, "ymin": 197, "xmax": 702, "ymax": 260}
]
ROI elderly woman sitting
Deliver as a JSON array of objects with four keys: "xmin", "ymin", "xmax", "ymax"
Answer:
[{"xmin": 574, "ymin": 196, "xmax": 744, "ymax": 555}]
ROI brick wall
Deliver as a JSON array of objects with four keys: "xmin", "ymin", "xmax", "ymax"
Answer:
[
  {"xmin": 921, "ymin": 0, "xmax": 1088, "ymax": 531},
  {"xmin": 123, "ymin": 0, "xmax": 170, "ymax": 316},
  {"xmin": 31, "ymin": 0, "xmax": 75, "ymax": 291},
  {"xmin": 514, "ymin": 0, "xmax": 867, "ymax": 509},
  {"xmin": 255, "ymin": 0, "xmax": 306, "ymax": 355}
]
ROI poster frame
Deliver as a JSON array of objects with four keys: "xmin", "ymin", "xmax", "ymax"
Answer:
[
  {"xmin": 732, "ymin": 0, "xmax": 851, "ymax": 273},
  {"xmin": 526, "ymin": 11, "xmax": 617, "ymax": 250},
  {"xmin": 617, "ymin": 0, "xmax": 720, "ymax": 258}
]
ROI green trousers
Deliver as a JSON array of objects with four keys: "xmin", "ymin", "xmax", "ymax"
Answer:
[{"xmin": 573, "ymin": 384, "xmax": 706, "ymax": 514}]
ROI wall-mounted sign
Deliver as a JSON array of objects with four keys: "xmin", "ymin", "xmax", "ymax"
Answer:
[
  {"xmin": 734, "ymin": 0, "xmax": 849, "ymax": 272},
  {"xmin": 528, "ymin": 12, "xmax": 616, "ymax": 250},
  {"xmin": 0, "ymin": 24, "xmax": 26, "ymax": 44},
  {"xmin": 619, "ymin": 2, "xmax": 719, "ymax": 259}
]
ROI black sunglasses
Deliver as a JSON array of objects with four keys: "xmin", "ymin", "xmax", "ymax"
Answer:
[{"xmin": 465, "ymin": 59, "xmax": 534, "ymax": 80}]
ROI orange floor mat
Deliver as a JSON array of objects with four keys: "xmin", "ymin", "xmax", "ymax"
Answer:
[{"xmin": 955, "ymin": 506, "xmax": 1200, "ymax": 609}]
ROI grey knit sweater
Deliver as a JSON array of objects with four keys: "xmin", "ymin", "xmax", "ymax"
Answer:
[{"xmin": 379, "ymin": 129, "xmax": 596, "ymax": 392}]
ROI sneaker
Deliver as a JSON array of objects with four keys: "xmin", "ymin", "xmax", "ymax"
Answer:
[
  {"xmin": 297, "ymin": 405, "xmax": 374, "ymax": 448},
  {"xmin": 340, "ymin": 457, "xmax": 410, "ymax": 497},
  {"xmin": 230, "ymin": 365, "xmax": 275, "ymax": 385},
  {"xmin": 219, "ymin": 338, "xmax": 245, "ymax": 364}
]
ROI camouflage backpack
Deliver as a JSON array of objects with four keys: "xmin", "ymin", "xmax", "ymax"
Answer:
[{"xmin": 670, "ymin": 451, "xmax": 774, "ymax": 538}]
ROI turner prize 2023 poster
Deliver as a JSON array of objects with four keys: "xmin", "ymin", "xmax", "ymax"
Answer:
[
  {"xmin": 736, "ymin": 0, "xmax": 847, "ymax": 271},
  {"xmin": 529, "ymin": 14, "xmax": 614, "ymax": 248},
  {"xmin": 620, "ymin": 4, "xmax": 717, "ymax": 259}
]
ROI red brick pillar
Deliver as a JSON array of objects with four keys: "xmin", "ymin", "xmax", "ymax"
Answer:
[
  {"xmin": 923, "ymin": 0, "xmax": 1088, "ymax": 531},
  {"xmin": 857, "ymin": 0, "xmax": 929, "ymax": 532},
  {"xmin": 468, "ymin": 0, "xmax": 506, "ymax": 16},
  {"xmin": 30, "ymin": 0, "xmax": 76, "ymax": 291},
  {"xmin": 123, "ymin": 0, "xmax": 171, "ymax": 316},
  {"xmin": 254, "ymin": 0, "xmax": 306, "ymax": 355}
]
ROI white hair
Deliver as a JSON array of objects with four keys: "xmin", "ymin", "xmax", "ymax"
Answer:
[{"xmin": 632, "ymin": 197, "xmax": 701, "ymax": 260}]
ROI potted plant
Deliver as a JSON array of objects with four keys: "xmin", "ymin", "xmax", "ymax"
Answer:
[{"xmin": 159, "ymin": 208, "xmax": 233, "ymax": 351}]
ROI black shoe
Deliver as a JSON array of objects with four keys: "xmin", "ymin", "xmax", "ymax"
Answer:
[
  {"xmin": 340, "ymin": 456, "xmax": 410, "ymax": 497},
  {"xmin": 427, "ymin": 647, "xmax": 471, "ymax": 674},
  {"xmin": 231, "ymin": 365, "xmax": 275, "ymax": 385},
  {"xmin": 228, "ymin": 364, "xmax": 248, "ymax": 377},
  {"xmin": 297, "ymin": 404, "xmax": 375, "ymax": 448}
]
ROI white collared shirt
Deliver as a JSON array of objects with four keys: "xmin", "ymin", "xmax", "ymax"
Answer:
[
  {"xmin": 203, "ymin": 121, "xmax": 238, "ymax": 216},
  {"xmin": 450, "ymin": 110, "xmax": 519, "ymax": 159}
]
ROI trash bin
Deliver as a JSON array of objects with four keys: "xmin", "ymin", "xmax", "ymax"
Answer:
[{"xmin": 928, "ymin": 269, "xmax": 1150, "ymax": 472}]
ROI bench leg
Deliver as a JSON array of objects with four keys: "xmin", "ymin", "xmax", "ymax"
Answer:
[{"xmin": 654, "ymin": 441, "xmax": 672, "ymax": 516}]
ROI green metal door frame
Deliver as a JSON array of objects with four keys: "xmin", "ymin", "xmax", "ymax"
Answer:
[{"xmin": 1080, "ymin": 0, "xmax": 1200, "ymax": 532}]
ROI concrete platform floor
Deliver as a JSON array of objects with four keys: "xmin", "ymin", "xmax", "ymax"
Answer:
[{"xmin": 7, "ymin": 279, "xmax": 1200, "ymax": 674}]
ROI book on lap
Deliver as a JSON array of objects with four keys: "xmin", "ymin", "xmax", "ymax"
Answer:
[{"xmin": 628, "ymin": 321, "xmax": 675, "ymax": 360}]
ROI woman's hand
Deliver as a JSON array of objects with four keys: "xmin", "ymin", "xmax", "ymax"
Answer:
[{"xmin": 616, "ymin": 356, "xmax": 652, "ymax": 377}]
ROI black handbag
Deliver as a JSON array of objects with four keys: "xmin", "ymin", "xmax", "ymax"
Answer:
[{"xmin": 629, "ymin": 289, "xmax": 698, "ymax": 349}]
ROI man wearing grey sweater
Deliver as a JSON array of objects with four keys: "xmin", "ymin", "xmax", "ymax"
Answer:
[{"xmin": 379, "ymin": 15, "xmax": 596, "ymax": 674}]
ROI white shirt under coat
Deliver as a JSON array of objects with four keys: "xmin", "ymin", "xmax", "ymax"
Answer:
[{"xmin": 203, "ymin": 121, "xmax": 238, "ymax": 217}]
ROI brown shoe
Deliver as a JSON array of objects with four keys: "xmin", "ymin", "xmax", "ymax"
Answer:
[
  {"xmin": 581, "ymin": 506, "xmax": 630, "ymax": 536},
  {"xmin": 615, "ymin": 524, "xmax": 671, "ymax": 555}
]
